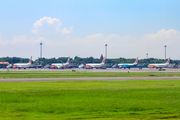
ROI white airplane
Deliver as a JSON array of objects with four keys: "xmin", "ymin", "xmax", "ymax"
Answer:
[
  {"xmin": 148, "ymin": 57, "xmax": 170, "ymax": 70},
  {"xmin": 13, "ymin": 56, "xmax": 32, "ymax": 69},
  {"xmin": 6, "ymin": 64, "xmax": 13, "ymax": 69},
  {"xmin": 85, "ymin": 58, "xmax": 106, "ymax": 69},
  {"xmin": 51, "ymin": 57, "xmax": 70, "ymax": 69},
  {"xmin": 62, "ymin": 56, "xmax": 71, "ymax": 68},
  {"xmin": 78, "ymin": 63, "xmax": 85, "ymax": 69},
  {"xmin": 118, "ymin": 57, "xmax": 138, "ymax": 69}
]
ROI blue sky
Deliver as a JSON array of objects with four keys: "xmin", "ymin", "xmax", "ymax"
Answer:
[{"xmin": 0, "ymin": 0, "xmax": 180, "ymax": 60}]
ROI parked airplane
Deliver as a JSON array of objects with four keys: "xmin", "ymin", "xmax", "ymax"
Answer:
[
  {"xmin": 85, "ymin": 58, "xmax": 106, "ymax": 69},
  {"xmin": 13, "ymin": 56, "xmax": 32, "ymax": 69},
  {"xmin": 44, "ymin": 63, "xmax": 51, "ymax": 69},
  {"xmin": 118, "ymin": 57, "xmax": 138, "ymax": 69},
  {"xmin": 78, "ymin": 63, "xmax": 85, "ymax": 69},
  {"xmin": 112, "ymin": 64, "xmax": 119, "ymax": 69},
  {"xmin": 51, "ymin": 63, "xmax": 62, "ymax": 69},
  {"xmin": 31, "ymin": 63, "xmax": 43, "ymax": 69},
  {"xmin": 6, "ymin": 64, "xmax": 13, "ymax": 69},
  {"xmin": 51, "ymin": 57, "xmax": 71, "ymax": 69},
  {"xmin": 148, "ymin": 57, "xmax": 170, "ymax": 70}
]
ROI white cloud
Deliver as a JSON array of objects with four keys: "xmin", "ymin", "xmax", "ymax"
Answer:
[
  {"xmin": 33, "ymin": 17, "xmax": 62, "ymax": 28},
  {"xmin": 31, "ymin": 17, "xmax": 73, "ymax": 37},
  {"xmin": 86, "ymin": 34, "xmax": 104, "ymax": 39},
  {"xmin": 75, "ymin": 34, "xmax": 104, "ymax": 47},
  {"xmin": 31, "ymin": 30, "xmax": 38, "ymax": 34},
  {"xmin": 0, "ymin": 35, "xmax": 44, "ymax": 45},
  {"xmin": 1, "ymin": 28, "xmax": 180, "ymax": 59},
  {"xmin": 139, "ymin": 29, "xmax": 180, "ymax": 59},
  {"xmin": 107, "ymin": 34, "xmax": 120, "ymax": 40},
  {"xmin": 142, "ymin": 29, "xmax": 180, "ymax": 45},
  {"xmin": 0, "ymin": 35, "xmax": 28, "ymax": 45},
  {"xmin": 61, "ymin": 27, "xmax": 73, "ymax": 34},
  {"xmin": 106, "ymin": 34, "xmax": 131, "ymax": 46}
]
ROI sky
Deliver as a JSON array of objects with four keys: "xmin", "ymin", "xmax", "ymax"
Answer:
[{"xmin": 0, "ymin": 0, "xmax": 180, "ymax": 60}]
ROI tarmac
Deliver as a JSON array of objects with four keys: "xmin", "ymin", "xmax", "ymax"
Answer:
[
  {"xmin": 0, "ymin": 68, "xmax": 180, "ymax": 82},
  {"xmin": 0, "ymin": 77, "xmax": 180, "ymax": 82},
  {"xmin": 1, "ymin": 68, "xmax": 180, "ymax": 72}
]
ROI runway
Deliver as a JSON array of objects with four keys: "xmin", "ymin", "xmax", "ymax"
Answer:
[
  {"xmin": 0, "ymin": 77, "xmax": 180, "ymax": 82},
  {"xmin": 1, "ymin": 68, "xmax": 180, "ymax": 72},
  {"xmin": 1, "ymin": 68, "xmax": 180, "ymax": 82}
]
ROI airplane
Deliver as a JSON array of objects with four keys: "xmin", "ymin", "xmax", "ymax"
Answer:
[
  {"xmin": 13, "ymin": 56, "xmax": 32, "ymax": 69},
  {"xmin": 118, "ymin": 57, "xmax": 138, "ymax": 69},
  {"xmin": 85, "ymin": 57, "xmax": 106, "ymax": 69},
  {"xmin": 148, "ymin": 57, "xmax": 170, "ymax": 70},
  {"xmin": 31, "ymin": 63, "xmax": 43, "ymax": 69},
  {"xmin": 44, "ymin": 63, "xmax": 51, "ymax": 69},
  {"xmin": 6, "ymin": 64, "xmax": 13, "ymax": 69},
  {"xmin": 112, "ymin": 64, "xmax": 119, "ymax": 69},
  {"xmin": 51, "ymin": 57, "xmax": 71, "ymax": 69},
  {"xmin": 78, "ymin": 63, "xmax": 85, "ymax": 69}
]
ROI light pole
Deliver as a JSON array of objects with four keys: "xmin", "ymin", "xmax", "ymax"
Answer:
[
  {"xmin": 40, "ymin": 43, "xmax": 42, "ymax": 61},
  {"xmin": 146, "ymin": 53, "xmax": 148, "ymax": 59},
  {"xmin": 164, "ymin": 45, "xmax": 167, "ymax": 60},
  {"xmin": 2, "ymin": 57, "xmax": 4, "ymax": 68},
  {"xmin": 105, "ymin": 44, "xmax": 107, "ymax": 58},
  {"xmin": 105, "ymin": 44, "xmax": 107, "ymax": 67}
]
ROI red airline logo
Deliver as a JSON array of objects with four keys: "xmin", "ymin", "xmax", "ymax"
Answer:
[{"xmin": 13, "ymin": 65, "xmax": 17, "ymax": 69}]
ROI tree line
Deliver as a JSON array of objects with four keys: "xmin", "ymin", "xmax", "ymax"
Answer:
[{"xmin": 0, "ymin": 56, "xmax": 179, "ymax": 66}]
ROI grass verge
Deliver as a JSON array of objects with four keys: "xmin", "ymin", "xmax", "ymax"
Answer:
[{"xmin": 0, "ymin": 80, "xmax": 180, "ymax": 119}]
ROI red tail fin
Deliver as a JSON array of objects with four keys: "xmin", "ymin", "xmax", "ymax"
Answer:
[
  {"xmin": 67, "ymin": 56, "xmax": 70, "ymax": 63},
  {"xmin": 134, "ymin": 57, "xmax": 138, "ymax": 64},
  {"xmin": 166, "ymin": 57, "xmax": 170, "ymax": 64},
  {"xmin": 29, "ymin": 56, "xmax": 32, "ymax": 64},
  {"xmin": 101, "ymin": 58, "xmax": 106, "ymax": 64}
]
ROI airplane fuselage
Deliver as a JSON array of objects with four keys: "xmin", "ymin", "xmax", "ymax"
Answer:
[
  {"xmin": 13, "ymin": 63, "xmax": 31, "ymax": 69},
  {"xmin": 118, "ymin": 64, "xmax": 137, "ymax": 68},
  {"xmin": 86, "ymin": 63, "xmax": 104, "ymax": 69},
  {"xmin": 62, "ymin": 63, "xmax": 69, "ymax": 68},
  {"xmin": 148, "ymin": 63, "xmax": 169, "ymax": 68},
  {"xmin": 51, "ymin": 63, "xmax": 63, "ymax": 69},
  {"xmin": 51, "ymin": 57, "xmax": 71, "ymax": 69},
  {"xmin": 51, "ymin": 63, "xmax": 70, "ymax": 69},
  {"xmin": 148, "ymin": 57, "xmax": 170, "ymax": 69},
  {"xmin": 79, "ymin": 64, "xmax": 85, "ymax": 69}
]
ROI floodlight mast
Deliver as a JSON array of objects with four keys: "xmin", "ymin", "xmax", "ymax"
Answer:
[
  {"xmin": 105, "ymin": 44, "xmax": 107, "ymax": 67},
  {"xmin": 105, "ymin": 44, "xmax": 107, "ymax": 58},
  {"xmin": 40, "ymin": 43, "xmax": 42, "ymax": 61},
  {"xmin": 164, "ymin": 45, "xmax": 167, "ymax": 60}
]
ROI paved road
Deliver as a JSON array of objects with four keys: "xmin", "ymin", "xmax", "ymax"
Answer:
[{"xmin": 0, "ymin": 77, "xmax": 180, "ymax": 82}]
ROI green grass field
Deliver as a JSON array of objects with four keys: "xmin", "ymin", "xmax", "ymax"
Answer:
[
  {"xmin": 0, "ymin": 80, "xmax": 180, "ymax": 120},
  {"xmin": 1, "ymin": 71, "xmax": 180, "ymax": 78}
]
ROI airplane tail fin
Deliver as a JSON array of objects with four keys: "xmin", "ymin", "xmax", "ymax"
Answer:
[
  {"xmin": 28, "ymin": 56, "xmax": 32, "ymax": 64},
  {"xmin": 133, "ymin": 57, "xmax": 138, "ymax": 64},
  {"xmin": 166, "ymin": 57, "xmax": 170, "ymax": 64},
  {"xmin": 66, "ymin": 56, "xmax": 70, "ymax": 63},
  {"xmin": 101, "ymin": 57, "xmax": 106, "ymax": 64}
]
